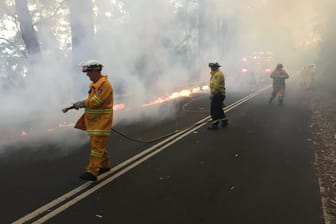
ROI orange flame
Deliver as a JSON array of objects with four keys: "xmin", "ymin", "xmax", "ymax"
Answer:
[
  {"xmin": 21, "ymin": 130, "xmax": 27, "ymax": 136},
  {"xmin": 113, "ymin": 103, "xmax": 125, "ymax": 110},
  {"xmin": 4, "ymin": 84, "xmax": 207, "ymax": 143},
  {"xmin": 142, "ymin": 86, "xmax": 205, "ymax": 107}
]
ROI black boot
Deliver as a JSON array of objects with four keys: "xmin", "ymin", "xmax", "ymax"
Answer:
[
  {"xmin": 221, "ymin": 119, "xmax": 228, "ymax": 127},
  {"xmin": 207, "ymin": 121, "xmax": 219, "ymax": 130},
  {"xmin": 98, "ymin": 168, "xmax": 111, "ymax": 175},
  {"xmin": 279, "ymin": 97, "xmax": 284, "ymax": 105},
  {"xmin": 80, "ymin": 172, "xmax": 97, "ymax": 181}
]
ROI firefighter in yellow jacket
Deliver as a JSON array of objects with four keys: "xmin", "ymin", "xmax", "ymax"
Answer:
[
  {"xmin": 73, "ymin": 59, "xmax": 113, "ymax": 181},
  {"xmin": 208, "ymin": 62, "xmax": 228, "ymax": 130},
  {"xmin": 301, "ymin": 64, "xmax": 315, "ymax": 90},
  {"xmin": 269, "ymin": 63, "xmax": 289, "ymax": 104}
]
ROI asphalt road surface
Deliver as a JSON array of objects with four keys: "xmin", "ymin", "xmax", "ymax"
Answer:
[{"xmin": 0, "ymin": 81, "xmax": 324, "ymax": 224}]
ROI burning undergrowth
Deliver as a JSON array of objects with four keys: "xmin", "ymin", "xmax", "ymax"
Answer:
[{"xmin": 0, "ymin": 84, "xmax": 209, "ymax": 158}]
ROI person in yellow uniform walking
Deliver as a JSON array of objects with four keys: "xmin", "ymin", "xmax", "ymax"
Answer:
[
  {"xmin": 208, "ymin": 62, "xmax": 228, "ymax": 130},
  {"xmin": 73, "ymin": 59, "xmax": 113, "ymax": 181},
  {"xmin": 269, "ymin": 63, "xmax": 289, "ymax": 105},
  {"xmin": 302, "ymin": 64, "xmax": 315, "ymax": 90}
]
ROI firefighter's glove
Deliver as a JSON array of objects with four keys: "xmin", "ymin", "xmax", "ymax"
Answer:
[{"xmin": 73, "ymin": 100, "xmax": 85, "ymax": 109}]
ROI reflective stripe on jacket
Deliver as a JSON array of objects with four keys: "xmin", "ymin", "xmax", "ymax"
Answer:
[
  {"xmin": 75, "ymin": 75, "xmax": 113, "ymax": 136},
  {"xmin": 209, "ymin": 70, "xmax": 225, "ymax": 96}
]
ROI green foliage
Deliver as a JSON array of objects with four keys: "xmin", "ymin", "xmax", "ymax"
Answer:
[
  {"xmin": 0, "ymin": 0, "xmax": 70, "ymax": 89},
  {"xmin": 0, "ymin": 0, "xmax": 203, "ymax": 87},
  {"xmin": 0, "ymin": 46, "xmax": 27, "ymax": 91}
]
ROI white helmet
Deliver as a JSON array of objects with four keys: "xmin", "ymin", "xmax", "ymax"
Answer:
[{"xmin": 81, "ymin": 59, "xmax": 103, "ymax": 72}]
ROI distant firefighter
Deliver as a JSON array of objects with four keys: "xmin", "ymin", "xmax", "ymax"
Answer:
[
  {"xmin": 301, "ymin": 64, "xmax": 315, "ymax": 90},
  {"xmin": 269, "ymin": 64, "xmax": 289, "ymax": 105},
  {"xmin": 208, "ymin": 62, "xmax": 228, "ymax": 130}
]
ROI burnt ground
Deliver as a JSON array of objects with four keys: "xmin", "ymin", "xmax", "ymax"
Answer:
[{"xmin": 309, "ymin": 83, "xmax": 336, "ymax": 223}]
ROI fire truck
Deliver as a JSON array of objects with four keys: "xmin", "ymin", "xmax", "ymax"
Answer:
[{"xmin": 239, "ymin": 51, "xmax": 273, "ymax": 85}]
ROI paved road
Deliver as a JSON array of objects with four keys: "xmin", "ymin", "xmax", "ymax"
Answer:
[{"xmin": 0, "ymin": 82, "xmax": 324, "ymax": 223}]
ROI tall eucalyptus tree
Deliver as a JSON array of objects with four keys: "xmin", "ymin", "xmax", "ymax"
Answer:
[{"xmin": 14, "ymin": 0, "xmax": 41, "ymax": 64}]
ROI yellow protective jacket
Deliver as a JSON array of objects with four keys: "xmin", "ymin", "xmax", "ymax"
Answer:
[
  {"xmin": 75, "ymin": 75, "xmax": 113, "ymax": 136},
  {"xmin": 209, "ymin": 70, "xmax": 225, "ymax": 95}
]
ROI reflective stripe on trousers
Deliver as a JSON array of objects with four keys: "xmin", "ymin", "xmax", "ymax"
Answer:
[{"xmin": 87, "ymin": 135, "xmax": 110, "ymax": 176}]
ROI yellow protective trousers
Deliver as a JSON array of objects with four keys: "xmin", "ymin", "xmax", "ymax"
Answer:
[
  {"xmin": 87, "ymin": 135, "xmax": 110, "ymax": 176},
  {"xmin": 271, "ymin": 86, "xmax": 285, "ymax": 98},
  {"xmin": 304, "ymin": 76, "xmax": 312, "ymax": 89}
]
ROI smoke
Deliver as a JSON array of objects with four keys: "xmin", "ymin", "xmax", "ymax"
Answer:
[
  {"xmin": 315, "ymin": 0, "xmax": 336, "ymax": 91},
  {"xmin": 0, "ymin": 56, "xmax": 88, "ymax": 155},
  {"xmin": 214, "ymin": 0, "xmax": 325, "ymax": 68},
  {"xmin": 0, "ymin": 0, "xmax": 335, "ymax": 154}
]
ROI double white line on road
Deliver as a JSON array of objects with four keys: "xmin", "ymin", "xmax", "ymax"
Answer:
[{"xmin": 13, "ymin": 85, "xmax": 270, "ymax": 224}]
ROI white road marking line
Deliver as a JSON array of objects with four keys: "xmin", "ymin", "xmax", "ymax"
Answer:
[{"xmin": 13, "ymin": 86, "xmax": 270, "ymax": 224}]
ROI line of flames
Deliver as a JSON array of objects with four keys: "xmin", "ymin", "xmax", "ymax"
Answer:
[{"xmin": 5, "ymin": 84, "xmax": 209, "ymax": 142}]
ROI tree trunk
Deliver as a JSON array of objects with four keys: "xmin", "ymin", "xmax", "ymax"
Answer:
[
  {"xmin": 15, "ymin": 0, "xmax": 41, "ymax": 64},
  {"xmin": 69, "ymin": 0, "xmax": 96, "ymax": 65}
]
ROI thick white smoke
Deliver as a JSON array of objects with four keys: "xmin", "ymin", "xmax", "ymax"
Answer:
[{"xmin": 0, "ymin": 0, "xmax": 334, "ymax": 154}]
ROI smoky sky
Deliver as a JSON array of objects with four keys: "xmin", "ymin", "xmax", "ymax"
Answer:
[{"xmin": 0, "ymin": 0, "xmax": 335, "ymax": 152}]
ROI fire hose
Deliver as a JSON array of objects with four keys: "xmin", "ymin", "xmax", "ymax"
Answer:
[
  {"xmin": 182, "ymin": 95, "xmax": 210, "ymax": 114},
  {"xmin": 62, "ymin": 105, "xmax": 180, "ymax": 143}
]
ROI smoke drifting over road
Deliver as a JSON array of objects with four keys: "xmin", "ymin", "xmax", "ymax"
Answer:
[{"xmin": 0, "ymin": 0, "xmax": 335, "ymax": 154}]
